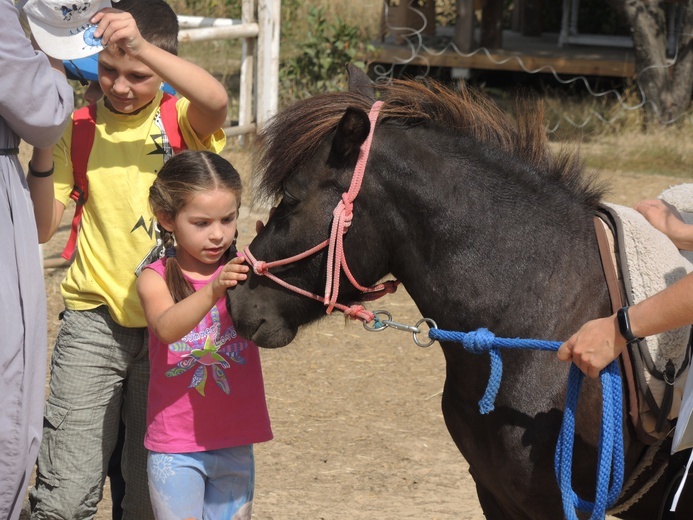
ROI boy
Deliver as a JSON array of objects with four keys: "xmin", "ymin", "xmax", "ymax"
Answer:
[{"xmin": 27, "ymin": 1, "xmax": 228, "ymax": 518}]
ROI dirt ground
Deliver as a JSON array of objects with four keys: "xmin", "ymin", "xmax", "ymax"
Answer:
[{"xmin": 21, "ymin": 142, "xmax": 693, "ymax": 519}]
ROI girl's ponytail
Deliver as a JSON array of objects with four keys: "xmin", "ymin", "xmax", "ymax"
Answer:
[{"xmin": 158, "ymin": 224, "xmax": 195, "ymax": 303}]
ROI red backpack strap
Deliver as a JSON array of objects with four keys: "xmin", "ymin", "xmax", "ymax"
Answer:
[
  {"xmin": 159, "ymin": 93, "xmax": 187, "ymax": 154},
  {"xmin": 61, "ymin": 104, "xmax": 97, "ymax": 261}
]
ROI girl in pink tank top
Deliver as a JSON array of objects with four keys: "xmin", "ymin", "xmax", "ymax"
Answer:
[{"xmin": 137, "ymin": 150, "xmax": 272, "ymax": 520}]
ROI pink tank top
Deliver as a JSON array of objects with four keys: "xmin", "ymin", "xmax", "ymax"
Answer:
[{"xmin": 144, "ymin": 258, "xmax": 272, "ymax": 452}]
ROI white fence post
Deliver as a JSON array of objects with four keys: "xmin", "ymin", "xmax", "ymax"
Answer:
[
  {"xmin": 177, "ymin": 0, "xmax": 280, "ymax": 138},
  {"xmin": 256, "ymin": 0, "xmax": 281, "ymax": 129},
  {"xmin": 239, "ymin": 0, "xmax": 256, "ymax": 141}
]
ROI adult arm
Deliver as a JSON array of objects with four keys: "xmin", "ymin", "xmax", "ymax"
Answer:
[
  {"xmin": 558, "ymin": 197, "xmax": 693, "ymax": 378},
  {"xmin": 557, "ymin": 273, "xmax": 693, "ymax": 378},
  {"xmin": 0, "ymin": 1, "xmax": 73, "ymax": 147}
]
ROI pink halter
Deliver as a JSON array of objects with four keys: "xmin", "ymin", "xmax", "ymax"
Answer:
[{"xmin": 243, "ymin": 101, "xmax": 398, "ymax": 322}]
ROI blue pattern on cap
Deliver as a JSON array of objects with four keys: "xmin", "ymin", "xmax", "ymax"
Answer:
[{"xmin": 82, "ymin": 25, "xmax": 103, "ymax": 47}]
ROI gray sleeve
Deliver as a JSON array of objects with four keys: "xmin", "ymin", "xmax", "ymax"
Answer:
[{"xmin": 0, "ymin": 0, "xmax": 74, "ymax": 148}]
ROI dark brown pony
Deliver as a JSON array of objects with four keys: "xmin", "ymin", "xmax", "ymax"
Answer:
[{"xmin": 227, "ymin": 67, "xmax": 692, "ymax": 519}]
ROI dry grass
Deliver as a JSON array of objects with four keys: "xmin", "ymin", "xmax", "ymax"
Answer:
[{"xmin": 575, "ymin": 129, "xmax": 693, "ymax": 179}]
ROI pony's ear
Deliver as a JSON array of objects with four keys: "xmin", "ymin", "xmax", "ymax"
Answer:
[
  {"xmin": 346, "ymin": 64, "xmax": 375, "ymax": 102},
  {"xmin": 327, "ymin": 107, "xmax": 371, "ymax": 168}
]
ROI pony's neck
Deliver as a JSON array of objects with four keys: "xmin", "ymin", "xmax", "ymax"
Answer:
[{"xmin": 367, "ymin": 130, "xmax": 610, "ymax": 339}]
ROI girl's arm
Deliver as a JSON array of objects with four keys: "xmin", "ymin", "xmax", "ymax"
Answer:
[{"xmin": 137, "ymin": 257, "xmax": 249, "ymax": 344}]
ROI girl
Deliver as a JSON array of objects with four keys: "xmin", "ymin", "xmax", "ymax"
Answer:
[{"xmin": 137, "ymin": 150, "xmax": 273, "ymax": 520}]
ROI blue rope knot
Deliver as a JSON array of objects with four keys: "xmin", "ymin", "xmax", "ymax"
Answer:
[
  {"xmin": 462, "ymin": 327, "xmax": 496, "ymax": 354},
  {"xmin": 429, "ymin": 327, "xmax": 503, "ymax": 414},
  {"xmin": 428, "ymin": 325, "xmax": 624, "ymax": 520}
]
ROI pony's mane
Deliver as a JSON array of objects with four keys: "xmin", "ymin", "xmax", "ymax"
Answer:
[{"xmin": 253, "ymin": 79, "xmax": 605, "ymax": 207}]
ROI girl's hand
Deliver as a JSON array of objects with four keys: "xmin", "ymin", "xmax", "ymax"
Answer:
[{"xmin": 210, "ymin": 255, "xmax": 249, "ymax": 299}]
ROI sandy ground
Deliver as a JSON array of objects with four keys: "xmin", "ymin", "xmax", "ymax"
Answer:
[{"xmin": 19, "ymin": 142, "xmax": 693, "ymax": 519}]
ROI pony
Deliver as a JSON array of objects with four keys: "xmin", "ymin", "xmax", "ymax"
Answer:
[{"xmin": 226, "ymin": 66, "xmax": 692, "ymax": 519}]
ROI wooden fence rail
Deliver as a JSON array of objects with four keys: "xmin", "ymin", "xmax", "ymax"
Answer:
[{"xmin": 178, "ymin": 0, "xmax": 280, "ymax": 138}]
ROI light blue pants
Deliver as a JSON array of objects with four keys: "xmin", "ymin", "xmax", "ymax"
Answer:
[{"xmin": 148, "ymin": 446, "xmax": 254, "ymax": 520}]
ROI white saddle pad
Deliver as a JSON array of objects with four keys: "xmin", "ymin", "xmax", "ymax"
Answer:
[{"xmin": 604, "ymin": 182, "xmax": 693, "ymax": 420}]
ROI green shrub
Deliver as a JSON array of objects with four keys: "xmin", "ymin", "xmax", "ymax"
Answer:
[{"xmin": 279, "ymin": 6, "xmax": 374, "ymax": 105}]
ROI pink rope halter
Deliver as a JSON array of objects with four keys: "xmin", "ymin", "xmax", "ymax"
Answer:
[{"xmin": 243, "ymin": 101, "xmax": 398, "ymax": 323}]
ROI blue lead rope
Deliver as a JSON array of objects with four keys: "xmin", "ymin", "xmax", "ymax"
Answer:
[{"xmin": 428, "ymin": 327, "xmax": 624, "ymax": 520}]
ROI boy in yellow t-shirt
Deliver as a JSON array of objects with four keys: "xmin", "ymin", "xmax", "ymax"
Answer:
[{"xmin": 27, "ymin": 1, "xmax": 228, "ymax": 518}]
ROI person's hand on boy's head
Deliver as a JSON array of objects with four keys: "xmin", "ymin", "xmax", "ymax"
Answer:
[
  {"xmin": 21, "ymin": 0, "xmax": 116, "ymax": 60},
  {"xmin": 90, "ymin": 8, "xmax": 147, "ymax": 58}
]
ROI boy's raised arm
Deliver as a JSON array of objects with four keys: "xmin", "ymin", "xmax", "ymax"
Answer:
[
  {"xmin": 92, "ymin": 9, "xmax": 228, "ymax": 138},
  {"xmin": 134, "ymin": 42, "xmax": 229, "ymax": 138}
]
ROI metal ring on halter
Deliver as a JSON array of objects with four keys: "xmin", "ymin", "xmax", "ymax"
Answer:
[
  {"xmin": 363, "ymin": 310, "xmax": 392, "ymax": 332},
  {"xmin": 413, "ymin": 318, "xmax": 437, "ymax": 348}
]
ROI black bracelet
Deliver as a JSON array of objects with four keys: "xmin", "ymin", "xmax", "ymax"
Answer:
[
  {"xmin": 616, "ymin": 306, "xmax": 643, "ymax": 344},
  {"xmin": 28, "ymin": 161, "xmax": 55, "ymax": 178}
]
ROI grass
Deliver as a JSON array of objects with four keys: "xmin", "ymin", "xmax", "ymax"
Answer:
[{"xmin": 579, "ymin": 130, "xmax": 693, "ymax": 178}]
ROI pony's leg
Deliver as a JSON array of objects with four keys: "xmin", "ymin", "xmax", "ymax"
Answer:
[
  {"xmin": 474, "ymin": 484, "xmax": 509, "ymax": 519},
  {"xmin": 469, "ymin": 466, "xmax": 528, "ymax": 520}
]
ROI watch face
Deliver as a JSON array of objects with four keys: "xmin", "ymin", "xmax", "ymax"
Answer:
[{"xmin": 617, "ymin": 306, "xmax": 638, "ymax": 343}]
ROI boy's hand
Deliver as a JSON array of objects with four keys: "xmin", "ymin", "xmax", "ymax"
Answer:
[
  {"xmin": 91, "ymin": 9, "xmax": 146, "ymax": 57},
  {"xmin": 211, "ymin": 255, "xmax": 249, "ymax": 298}
]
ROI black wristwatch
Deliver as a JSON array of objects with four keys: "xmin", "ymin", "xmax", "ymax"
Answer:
[{"xmin": 616, "ymin": 306, "xmax": 642, "ymax": 344}]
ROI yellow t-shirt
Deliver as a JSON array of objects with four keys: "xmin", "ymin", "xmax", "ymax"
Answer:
[{"xmin": 53, "ymin": 91, "xmax": 226, "ymax": 327}]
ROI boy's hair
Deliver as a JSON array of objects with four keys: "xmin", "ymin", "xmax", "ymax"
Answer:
[
  {"xmin": 150, "ymin": 150, "xmax": 243, "ymax": 302},
  {"xmin": 116, "ymin": 0, "xmax": 179, "ymax": 55}
]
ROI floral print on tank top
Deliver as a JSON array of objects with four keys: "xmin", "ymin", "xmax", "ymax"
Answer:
[{"xmin": 165, "ymin": 305, "xmax": 248, "ymax": 396}]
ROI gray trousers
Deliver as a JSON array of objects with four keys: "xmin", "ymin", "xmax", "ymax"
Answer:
[{"xmin": 30, "ymin": 307, "xmax": 154, "ymax": 520}]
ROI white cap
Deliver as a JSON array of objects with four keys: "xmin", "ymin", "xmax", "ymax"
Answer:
[{"xmin": 22, "ymin": 0, "xmax": 114, "ymax": 60}]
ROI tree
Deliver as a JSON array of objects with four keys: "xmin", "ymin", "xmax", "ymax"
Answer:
[{"xmin": 606, "ymin": 0, "xmax": 693, "ymax": 127}]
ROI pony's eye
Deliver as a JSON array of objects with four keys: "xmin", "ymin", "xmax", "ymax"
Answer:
[{"xmin": 282, "ymin": 190, "xmax": 300, "ymax": 207}]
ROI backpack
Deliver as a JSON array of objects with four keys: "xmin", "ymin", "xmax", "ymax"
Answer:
[{"xmin": 61, "ymin": 93, "xmax": 187, "ymax": 260}]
